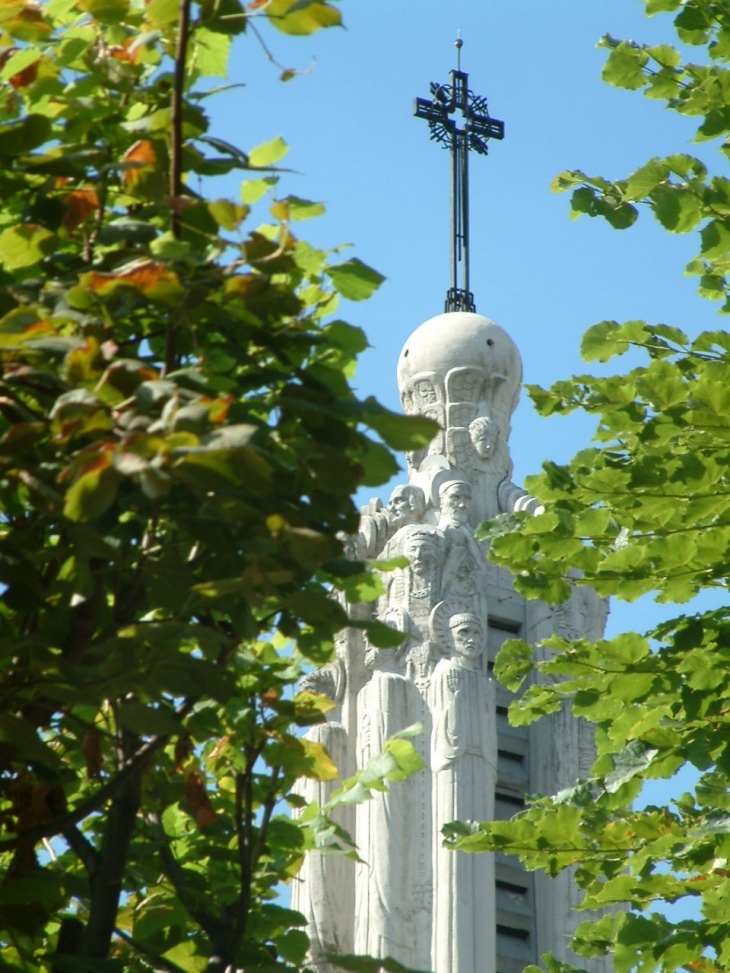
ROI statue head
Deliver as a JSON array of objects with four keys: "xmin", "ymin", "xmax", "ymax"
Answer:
[
  {"xmin": 438, "ymin": 479, "xmax": 472, "ymax": 528},
  {"xmin": 387, "ymin": 484, "xmax": 426, "ymax": 529},
  {"xmin": 448, "ymin": 612, "xmax": 485, "ymax": 664},
  {"xmin": 469, "ymin": 415, "xmax": 500, "ymax": 460},
  {"xmin": 404, "ymin": 528, "xmax": 439, "ymax": 577}
]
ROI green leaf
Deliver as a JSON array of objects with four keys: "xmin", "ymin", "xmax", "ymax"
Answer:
[
  {"xmin": 267, "ymin": 0, "xmax": 342, "ymax": 36},
  {"xmin": 63, "ymin": 454, "xmax": 121, "ymax": 523},
  {"xmin": 274, "ymin": 929, "xmax": 309, "ymax": 965},
  {"xmin": 0, "ymin": 714, "xmax": 62, "ymax": 772},
  {"xmin": 602, "ymin": 41, "xmax": 650, "ymax": 90},
  {"xmin": 383, "ymin": 737, "xmax": 425, "ymax": 781},
  {"xmin": 0, "ymin": 47, "xmax": 40, "ymax": 82},
  {"xmin": 651, "ymin": 184, "xmax": 703, "ymax": 233},
  {"xmin": 207, "ymin": 199, "xmax": 248, "ymax": 231},
  {"xmin": 605, "ymin": 740, "xmax": 659, "ymax": 793},
  {"xmin": 79, "ymin": 0, "xmax": 128, "ymax": 21},
  {"xmin": 0, "ymin": 224, "xmax": 57, "ymax": 271},
  {"xmin": 362, "ymin": 406, "xmax": 439, "ymax": 451},
  {"xmin": 327, "ymin": 258, "xmax": 385, "ymax": 301},
  {"xmin": 241, "ymin": 176, "xmax": 277, "ymax": 203},
  {"xmin": 625, "ymin": 158, "xmax": 668, "ymax": 197},
  {"xmin": 646, "ymin": 0, "xmax": 681, "ymax": 12},
  {"xmin": 287, "ymin": 195, "xmax": 326, "ymax": 221},
  {"xmin": 117, "ymin": 702, "xmax": 181, "ymax": 736},
  {"xmin": 191, "ymin": 26, "xmax": 231, "ymax": 78},
  {"xmin": 248, "ymin": 136, "xmax": 288, "ymax": 168},
  {"xmin": 351, "ymin": 437, "xmax": 399, "ymax": 487},
  {"xmin": 300, "ymin": 738, "xmax": 339, "ymax": 780},
  {"xmin": 145, "ymin": 0, "xmax": 178, "ymax": 26},
  {"xmin": 580, "ymin": 320, "xmax": 635, "ymax": 362}
]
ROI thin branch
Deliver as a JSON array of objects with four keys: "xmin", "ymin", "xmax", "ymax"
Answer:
[
  {"xmin": 61, "ymin": 824, "xmax": 100, "ymax": 876},
  {"xmin": 165, "ymin": 0, "xmax": 192, "ymax": 375},
  {"xmin": 170, "ymin": 0, "xmax": 191, "ymax": 237},
  {"xmin": 81, "ymin": 766, "xmax": 142, "ymax": 958},
  {"xmin": 248, "ymin": 18, "xmax": 315, "ymax": 78}
]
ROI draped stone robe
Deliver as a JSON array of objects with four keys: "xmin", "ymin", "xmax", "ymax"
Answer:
[{"xmin": 430, "ymin": 656, "xmax": 497, "ymax": 973}]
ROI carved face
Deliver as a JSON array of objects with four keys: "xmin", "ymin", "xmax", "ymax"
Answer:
[
  {"xmin": 450, "ymin": 617, "xmax": 484, "ymax": 662},
  {"xmin": 469, "ymin": 417, "xmax": 499, "ymax": 459},
  {"xmin": 440, "ymin": 481, "xmax": 472, "ymax": 526},
  {"xmin": 387, "ymin": 485, "xmax": 424, "ymax": 527},
  {"xmin": 406, "ymin": 535, "xmax": 437, "ymax": 577}
]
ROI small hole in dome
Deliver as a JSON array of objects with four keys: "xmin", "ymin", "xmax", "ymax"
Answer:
[
  {"xmin": 486, "ymin": 339, "xmax": 494, "ymax": 346},
  {"xmin": 404, "ymin": 348, "xmax": 409, "ymax": 357}
]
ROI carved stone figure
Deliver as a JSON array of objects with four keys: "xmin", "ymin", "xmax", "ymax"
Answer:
[
  {"xmin": 429, "ymin": 604, "xmax": 497, "ymax": 973},
  {"xmin": 357, "ymin": 484, "xmax": 427, "ymax": 559},
  {"xmin": 435, "ymin": 479, "xmax": 490, "ymax": 621},
  {"xmin": 354, "ymin": 665, "xmax": 421, "ymax": 966},
  {"xmin": 296, "ymin": 311, "xmax": 610, "ymax": 973},
  {"xmin": 290, "ymin": 722, "xmax": 352, "ymax": 973}
]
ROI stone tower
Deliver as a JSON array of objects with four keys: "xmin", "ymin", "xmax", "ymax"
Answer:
[{"xmin": 292, "ymin": 310, "xmax": 611, "ymax": 973}]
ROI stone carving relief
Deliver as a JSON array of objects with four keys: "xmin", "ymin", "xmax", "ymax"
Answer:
[{"xmin": 429, "ymin": 604, "xmax": 497, "ymax": 973}]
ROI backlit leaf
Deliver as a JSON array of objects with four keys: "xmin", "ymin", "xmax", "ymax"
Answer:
[
  {"xmin": 0, "ymin": 224, "xmax": 57, "ymax": 270},
  {"xmin": 328, "ymin": 258, "xmax": 385, "ymax": 301}
]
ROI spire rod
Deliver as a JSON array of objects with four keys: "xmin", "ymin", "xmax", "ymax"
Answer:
[{"xmin": 414, "ymin": 38, "xmax": 505, "ymax": 313}]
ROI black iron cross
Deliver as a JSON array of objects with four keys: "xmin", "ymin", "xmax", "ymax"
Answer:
[{"xmin": 414, "ymin": 40, "xmax": 504, "ymax": 313}]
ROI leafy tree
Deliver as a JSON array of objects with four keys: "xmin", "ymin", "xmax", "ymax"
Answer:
[
  {"xmin": 0, "ymin": 1, "xmax": 435, "ymax": 970},
  {"xmin": 449, "ymin": 2, "xmax": 730, "ymax": 972}
]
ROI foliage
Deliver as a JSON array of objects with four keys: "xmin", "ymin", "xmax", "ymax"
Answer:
[
  {"xmin": 451, "ymin": 3, "xmax": 730, "ymax": 972},
  {"xmin": 0, "ymin": 1, "xmax": 435, "ymax": 971}
]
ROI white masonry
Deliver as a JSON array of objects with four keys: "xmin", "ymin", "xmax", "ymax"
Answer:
[{"xmin": 293, "ymin": 311, "xmax": 612, "ymax": 973}]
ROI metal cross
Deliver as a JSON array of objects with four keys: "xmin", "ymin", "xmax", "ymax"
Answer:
[{"xmin": 414, "ymin": 37, "xmax": 504, "ymax": 313}]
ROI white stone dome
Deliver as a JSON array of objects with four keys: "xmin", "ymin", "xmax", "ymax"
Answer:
[{"xmin": 397, "ymin": 311, "xmax": 523, "ymax": 426}]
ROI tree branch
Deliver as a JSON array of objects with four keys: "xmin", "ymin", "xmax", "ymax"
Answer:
[
  {"xmin": 81, "ymin": 765, "xmax": 142, "ymax": 958},
  {"xmin": 62, "ymin": 823, "xmax": 100, "ymax": 877},
  {"xmin": 165, "ymin": 0, "xmax": 192, "ymax": 376},
  {"xmin": 0, "ymin": 732, "xmax": 168, "ymax": 854},
  {"xmin": 145, "ymin": 810, "xmax": 228, "ymax": 948}
]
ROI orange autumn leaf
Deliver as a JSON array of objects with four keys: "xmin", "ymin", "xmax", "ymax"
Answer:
[
  {"xmin": 185, "ymin": 771, "xmax": 217, "ymax": 828},
  {"xmin": 63, "ymin": 187, "xmax": 100, "ymax": 231},
  {"xmin": 59, "ymin": 443, "xmax": 114, "ymax": 484},
  {"xmin": 0, "ymin": 47, "xmax": 38, "ymax": 88},
  {"xmin": 82, "ymin": 259, "xmax": 180, "ymax": 298},
  {"xmin": 0, "ymin": 0, "xmax": 45, "ymax": 28},
  {"xmin": 8, "ymin": 775, "xmax": 53, "ymax": 832},
  {"xmin": 109, "ymin": 39, "xmax": 139, "ymax": 63},
  {"xmin": 174, "ymin": 732, "xmax": 194, "ymax": 773},
  {"xmin": 81, "ymin": 726, "xmax": 103, "ymax": 779},
  {"xmin": 206, "ymin": 394, "xmax": 233, "ymax": 424},
  {"xmin": 121, "ymin": 139, "xmax": 156, "ymax": 189}
]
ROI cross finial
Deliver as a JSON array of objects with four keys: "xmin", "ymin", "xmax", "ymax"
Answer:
[{"xmin": 414, "ymin": 42, "xmax": 505, "ymax": 313}]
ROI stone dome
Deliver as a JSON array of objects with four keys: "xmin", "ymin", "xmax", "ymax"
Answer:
[{"xmin": 397, "ymin": 311, "xmax": 523, "ymax": 427}]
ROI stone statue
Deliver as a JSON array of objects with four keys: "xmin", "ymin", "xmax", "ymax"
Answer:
[
  {"xmin": 357, "ymin": 483, "xmax": 427, "ymax": 559},
  {"xmin": 429, "ymin": 603, "xmax": 497, "ymax": 973},
  {"xmin": 294, "ymin": 311, "xmax": 610, "ymax": 973},
  {"xmin": 290, "ymin": 721, "xmax": 352, "ymax": 973},
  {"xmin": 354, "ymin": 658, "xmax": 421, "ymax": 966}
]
